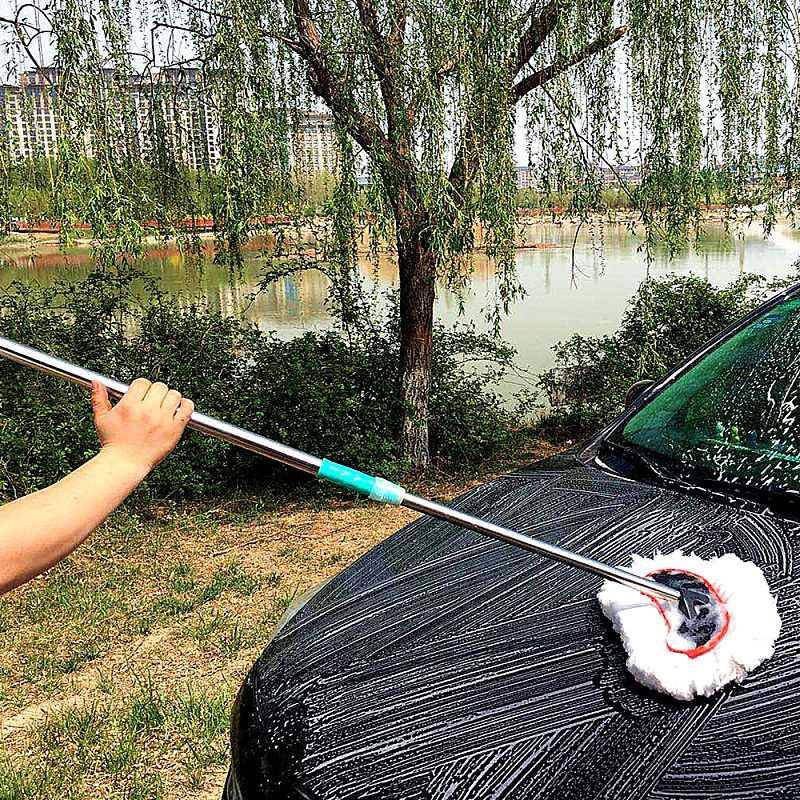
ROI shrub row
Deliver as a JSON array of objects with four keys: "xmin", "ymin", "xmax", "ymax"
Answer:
[
  {"xmin": 537, "ymin": 267, "xmax": 800, "ymax": 438},
  {"xmin": 0, "ymin": 269, "xmax": 521, "ymax": 500}
]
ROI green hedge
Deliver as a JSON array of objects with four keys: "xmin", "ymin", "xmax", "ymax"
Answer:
[{"xmin": 0, "ymin": 269, "xmax": 521, "ymax": 499}]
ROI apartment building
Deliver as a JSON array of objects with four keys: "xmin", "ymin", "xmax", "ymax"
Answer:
[
  {"xmin": 291, "ymin": 110, "xmax": 338, "ymax": 175},
  {"xmin": 0, "ymin": 67, "xmax": 222, "ymax": 170}
]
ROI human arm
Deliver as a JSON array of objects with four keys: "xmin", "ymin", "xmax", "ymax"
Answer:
[{"xmin": 0, "ymin": 378, "xmax": 194, "ymax": 594}]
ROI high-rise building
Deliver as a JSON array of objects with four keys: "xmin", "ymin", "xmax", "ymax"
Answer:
[
  {"xmin": 291, "ymin": 111, "xmax": 338, "ymax": 176},
  {"xmin": 0, "ymin": 67, "xmax": 222, "ymax": 170},
  {"xmin": 143, "ymin": 68, "xmax": 221, "ymax": 171},
  {"xmin": 0, "ymin": 69, "xmax": 60, "ymax": 160},
  {"xmin": 0, "ymin": 84, "xmax": 22, "ymax": 161},
  {"xmin": 0, "ymin": 67, "xmax": 338, "ymax": 178}
]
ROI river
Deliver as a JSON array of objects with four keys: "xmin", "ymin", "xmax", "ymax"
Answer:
[{"xmin": 2, "ymin": 219, "xmax": 799, "ymax": 398}]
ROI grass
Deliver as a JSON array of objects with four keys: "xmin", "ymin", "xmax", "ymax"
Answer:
[
  {"xmin": 0, "ymin": 436, "xmax": 558, "ymax": 799},
  {"xmin": 0, "ymin": 496, "xmax": 420, "ymax": 799},
  {"xmin": 0, "ymin": 678, "xmax": 232, "ymax": 798}
]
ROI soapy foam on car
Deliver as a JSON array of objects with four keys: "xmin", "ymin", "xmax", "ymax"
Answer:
[{"xmin": 597, "ymin": 550, "xmax": 781, "ymax": 701}]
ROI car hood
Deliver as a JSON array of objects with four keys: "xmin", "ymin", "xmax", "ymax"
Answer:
[{"xmin": 227, "ymin": 454, "xmax": 800, "ymax": 800}]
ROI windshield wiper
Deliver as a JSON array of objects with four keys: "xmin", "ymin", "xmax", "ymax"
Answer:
[
  {"xmin": 597, "ymin": 438, "xmax": 682, "ymax": 484},
  {"xmin": 600, "ymin": 437, "xmax": 800, "ymax": 516}
]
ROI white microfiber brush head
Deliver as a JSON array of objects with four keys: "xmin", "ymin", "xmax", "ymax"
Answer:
[{"xmin": 597, "ymin": 550, "xmax": 781, "ymax": 701}]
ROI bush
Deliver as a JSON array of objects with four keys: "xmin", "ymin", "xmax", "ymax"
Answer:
[
  {"xmin": 537, "ymin": 268, "xmax": 800, "ymax": 438},
  {"xmin": 0, "ymin": 269, "xmax": 521, "ymax": 499}
]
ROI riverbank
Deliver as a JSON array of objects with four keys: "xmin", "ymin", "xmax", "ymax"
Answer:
[
  {"xmin": 0, "ymin": 208, "xmax": 783, "ymax": 256},
  {"xmin": 0, "ymin": 434, "xmax": 560, "ymax": 800},
  {"xmin": 0, "ymin": 230, "xmax": 559, "ymax": 258}
]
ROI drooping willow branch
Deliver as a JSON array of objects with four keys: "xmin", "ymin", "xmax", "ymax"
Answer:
[{"xmin": 511, "ymin": 24, "xmax": 629, "ymax": 100}]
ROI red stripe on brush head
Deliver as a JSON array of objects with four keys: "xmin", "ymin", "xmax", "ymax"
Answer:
[{"xmin": 644, "ymin": 569, "xmax": 730, "ymax": 659}]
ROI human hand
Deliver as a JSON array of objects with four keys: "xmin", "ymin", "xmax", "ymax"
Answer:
[{"xmin": 91, "ymin": 378, "xmax": 195, "ymax": 474}]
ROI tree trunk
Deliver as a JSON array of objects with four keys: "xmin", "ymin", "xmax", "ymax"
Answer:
[{"xmin": 397, "ymin": 221, "xmax": 436, "ymax": 471}]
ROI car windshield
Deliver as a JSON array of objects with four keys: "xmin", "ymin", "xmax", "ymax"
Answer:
[{"xmin": 617, "ymin": 294, "xmax": 800, "ymax": 502}]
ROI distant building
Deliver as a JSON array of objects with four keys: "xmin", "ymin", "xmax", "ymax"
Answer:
[
  {"xmin": 517, "ymin": 166, "xmax": 538, "ymax": 189},
  {"xmin": 0, "ymin": 84, "xmax": 22, "ymax": 160},
  {"xmin": 597, "ymin": 163, "xmax": 642, "ymax": 186},
  {"xmin": 515, "ymin": 163, "xmax": 643, "ymax": 190},
  {"xmin": 291, "ymin": 111, "xmax": 338, "ymax": 176},
  {"xmin": 0, "ymin": 70, "xmax": 355, "ymax": 182},
  {"xmin": 0, "ymin": 68, "xmax": 338, "ymax": 178},
  {"xmin": 145, "ymin": 68, "xmax": 221, "ymax": 171},
  {"xmin": 0, "ymin": 67, "xmax": 222, "ymax": 172},
  {"xmin": 1, "ymin": 69, "xmax": 61, "ymax": 160}
]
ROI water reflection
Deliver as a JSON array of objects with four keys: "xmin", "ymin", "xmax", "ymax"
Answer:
[{"xmin": 1, "ymin": 220, "xmax": 799, "ymax": 392}]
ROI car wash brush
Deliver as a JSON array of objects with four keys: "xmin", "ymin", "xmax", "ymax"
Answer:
[{"xmin": 597, "ymin": 550, "xmax": 781, "ymax": 701}]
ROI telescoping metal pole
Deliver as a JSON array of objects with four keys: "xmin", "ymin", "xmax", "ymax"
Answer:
[{"xmin": 0, "ymin": 335, "xmax": 680, "ymax": 604}]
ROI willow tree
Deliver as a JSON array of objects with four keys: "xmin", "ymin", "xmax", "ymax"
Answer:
[{"xmin": 2, "ymin": 0, "xmax": 798, "ymax": 469}]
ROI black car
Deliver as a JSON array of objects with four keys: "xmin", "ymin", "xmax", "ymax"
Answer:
[{"xmin": 224, "ymin": 283, "xmax": 800, "ymax": 800}]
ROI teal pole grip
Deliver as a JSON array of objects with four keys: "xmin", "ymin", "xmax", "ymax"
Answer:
[{"xmin": 317, "ymin": 459, "xmax": 406, "ymax": 505}]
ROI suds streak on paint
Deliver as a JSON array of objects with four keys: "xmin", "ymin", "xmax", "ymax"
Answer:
[{"xmin": 228, "ymin": 455, "xmax": 799, "ymax": 799}]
